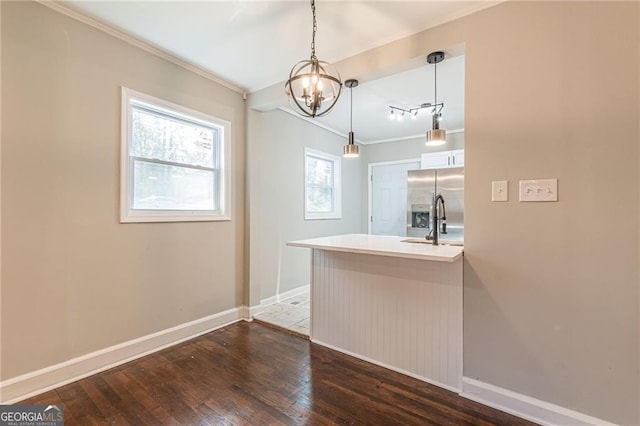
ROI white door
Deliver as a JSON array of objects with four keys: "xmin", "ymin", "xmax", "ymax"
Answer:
[{"xmin": 370, "ymin": 161, "xmax": 420, "ymax": 236}]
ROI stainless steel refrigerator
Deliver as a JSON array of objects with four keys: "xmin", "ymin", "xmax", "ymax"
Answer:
[{"xmin": 406, "ymin": 168, "xmax": 464, "ymax": 241}]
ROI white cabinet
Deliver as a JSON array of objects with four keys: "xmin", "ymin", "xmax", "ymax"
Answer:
[
  {"xmin": 451, "ymin": 149, "xmax": 464, "ymax": 167},
  {"xmin": 420, "ymin": 151, "xmax": 451, "ymax": 169},
  {"xmin": 420, "ymin": 149, "xmax": 464, "ymax": 169}
]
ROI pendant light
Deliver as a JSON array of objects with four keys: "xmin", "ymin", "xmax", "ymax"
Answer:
[
  {"xmin": 343, "ymin": 79, "xmax": 359, "ymax": 158},
  {"xmin": 285, "ymin": 0, "xmax": 342, "ymax": 118},
  {"xmin": 426, "ymin": 51, "xmax": 446, "ymax": 146}
]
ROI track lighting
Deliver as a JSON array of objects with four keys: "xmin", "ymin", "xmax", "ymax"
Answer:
[{"xmin": 388, "ymin": 103, "xmax": 443, "ymax": 124}]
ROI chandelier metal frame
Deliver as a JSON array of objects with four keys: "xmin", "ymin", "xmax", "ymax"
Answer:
[{"xmin": 284, "ymin": 0, "xmax": 342, "ymax": 118}]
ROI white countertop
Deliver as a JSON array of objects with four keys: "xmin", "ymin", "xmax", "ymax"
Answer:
[{"xmin": 287, "ymin": 234, "xmax": 463, "ymax": 262}]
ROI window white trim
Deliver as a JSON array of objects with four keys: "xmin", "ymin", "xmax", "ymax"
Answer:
[
  {"xmin": 304, "ymin": 147, "xmax": 342, "ymax": 220},
  {"xmin": 120, "ymin": 87, "xmax": 231, "ymax": 223}
]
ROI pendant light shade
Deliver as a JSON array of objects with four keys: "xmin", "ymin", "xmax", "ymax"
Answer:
[
  {"xmin": 285, "ymin": 0, "xmax": 342, "ymax": 118},
  {"xmin": 425, "ymin": 51, "xmax": 447, "ymax": 146},
  {"xmin": 343, "ymin": 79, "xmax": 359, "ymax": 158},
  {"xmin": 344, "ymin": 133, "xmax": 359, "ymax": 157},
  {"xmin": 426, "ymin": 113, "xmax": 446, "ymax": 146},
  {"xmin": 426, "ymin": 129, "xmax": 446, "ymax": 146}
]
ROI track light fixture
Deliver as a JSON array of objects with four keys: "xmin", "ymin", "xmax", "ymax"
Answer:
[
  {"xmin": 388, "ymin": 102, "xmax": 443, "ymax": 120},
  {"xmin": 343, "ymin": 79, "xmax": 359, "ymax": 158},
  {"xmin": 284, "ymin": 0, "xmax": 342, "ymax": 118}
]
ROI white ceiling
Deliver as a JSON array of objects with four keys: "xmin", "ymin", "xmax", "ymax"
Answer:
[{"xmin": 61, "ymin": 1, "xmax": 490, "ymax": 143}]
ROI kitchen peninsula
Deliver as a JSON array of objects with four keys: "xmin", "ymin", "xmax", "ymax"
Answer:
[{"xmin": 287, "ymin": 234, "xmax": 463, "ymax": 392}]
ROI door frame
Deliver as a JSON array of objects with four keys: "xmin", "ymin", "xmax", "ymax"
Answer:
[{"xmin": 367, "ymin": 158, "xmax": 421, "ymax": 234}]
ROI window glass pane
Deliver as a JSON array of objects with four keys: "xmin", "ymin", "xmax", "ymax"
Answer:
[
  {"xmin": 132, "ymin": 160, "xmax": 215, "ymax": 211},
  {"xmin": 305, "ymin": 155, "xmax": 334, "ymax": 186},
  {"xmin": 131, "ymin": 107, "xmax": 216, "ymax": 168},
  {"xmin": 306, "ymin": 186, "xmax": 334, "ymax": 212}
]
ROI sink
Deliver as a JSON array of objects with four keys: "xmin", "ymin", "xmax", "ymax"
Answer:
[{"xmin": 401, "ymin": 238, "xmax": 464, "ymax": 247}]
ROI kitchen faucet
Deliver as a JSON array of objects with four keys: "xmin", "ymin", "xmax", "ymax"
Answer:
[{"xmin": 427, "ymin": 193, "xmax": 447, "ymax": 246}]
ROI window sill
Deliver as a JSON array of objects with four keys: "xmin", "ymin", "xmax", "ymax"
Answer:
[
  {"xmin": 120, "ymin": 212, "xmax": 231, "ymax": 223},
  {"xmin": 304, "ymin": 214, "xmax": 342, "ymax": 221}
]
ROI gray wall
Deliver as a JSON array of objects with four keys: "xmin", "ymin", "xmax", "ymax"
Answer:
[
  {"xmin": 1, "ymin": 2, "xmax": 245, "ymax": 379},
  {"xmin": 462, "ymin": 3, "xmax": 637, "ymax": 424},
  {"xmin": 249, "ymin": 2, "xmax": 640, "ymax": 424},
  {"xmin": 247, "ymin": 109, "xmax": 364, "ymax": 303}
]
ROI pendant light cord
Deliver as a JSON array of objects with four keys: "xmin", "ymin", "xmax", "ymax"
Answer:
[
  {"xmin": 434, "ymin": 60, "xmax": 437, "ymax": 107},
  {"xmin": 350, "ymin": 86, "xmax": 353, "ymax": 132},
  {"xmin": 310, "ymin": 0, "xmax": 317, "ymax": 60}
]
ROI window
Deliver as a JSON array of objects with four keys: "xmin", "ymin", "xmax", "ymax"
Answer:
[
  {"xmin": 304, "ymin": 148, "xmax": 342, "ymax": 220},
  {"xmin": 120, "ymin": 87, "xmax": 231, "ymax": 222}
]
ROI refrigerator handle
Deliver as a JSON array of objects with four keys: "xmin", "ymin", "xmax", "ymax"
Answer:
[{"xmin": 448, "ymin": 156, "xmax": 451, "ymax": 166}]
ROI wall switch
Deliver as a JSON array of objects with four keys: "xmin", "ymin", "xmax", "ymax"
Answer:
[
  {"xmin": 519, "ymin": 179, "xmax": 558, "ymax": 202},
  {"xmin": 491, "ymin": 180, "xmax": 508, "ymax": 202}
]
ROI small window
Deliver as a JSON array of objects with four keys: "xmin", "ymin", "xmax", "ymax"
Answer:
[
  {"xmin": 120, "ymin": 87, "xmax": 231, "ymax": 222},
  {"xmin": 304, "ymin": 148, "xmax": 342, "ymax": 220}
]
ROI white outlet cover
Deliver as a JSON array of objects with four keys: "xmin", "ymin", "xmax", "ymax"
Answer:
[
  {"xmin": 519, "ymin": 179, "xmax": 558, "ymax": 202},
  {"xmin": 491, "ymin": 180, "xmax": 508, "ymax": 202}
]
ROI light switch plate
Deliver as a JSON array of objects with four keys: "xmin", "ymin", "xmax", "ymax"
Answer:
[
  {"xmin": 491, "ymin": 180, "xmax": 508, "ymax": 202},
  {"xmin": 519, "ymin": 179, "xmax": 558, "ymax": 202}
]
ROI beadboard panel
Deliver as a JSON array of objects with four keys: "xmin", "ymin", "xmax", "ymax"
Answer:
[{"xmin": 310, "ymin": 249, "xmax": 463, "ymax": 391}]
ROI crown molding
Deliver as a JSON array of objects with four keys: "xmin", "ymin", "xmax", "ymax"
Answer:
[
  {"xmin": 278, "ymin": 107, "xmax": 463, "ymax": 146},
  {"xmin": 35, "ymin": 0, "xmax": 246, "ymax": 96},
  {"xmin": 364, "ymin": 128, "xmax": 464, "ymax": 145},
  {"xmin": 277, "ymin": 107, "xmax": 363, "ymax": 145}
]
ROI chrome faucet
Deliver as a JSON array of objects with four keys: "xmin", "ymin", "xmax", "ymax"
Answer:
[{"xmin": 428, "ymin": 193, "xmax": 447, "ymax": 246}]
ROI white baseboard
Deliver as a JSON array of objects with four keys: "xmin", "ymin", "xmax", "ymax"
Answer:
[
  {"xmin": 251, "ymin": 285, "xmax": 311, "ymax": 318},
  {"xmin": 248, "ymin": 304, "xmax": 263, "ymax": 318},
  {"xmin": 0, "ymin": 307, "xmax": 243, "ymax": 404},
  {"xmin": 277, "ymin": 285, "xmax": 310, "ymax": 303},
  {"xmin": 240, "ymin": 305, "xmax": 253, "ymax": 321},
  {"xmin": 461, "ymin": 377, "xmax": 617, "ymax": 426},
  {"xmin": 260, "ymin": 295, "xmax": 279, "ymax": 308}
]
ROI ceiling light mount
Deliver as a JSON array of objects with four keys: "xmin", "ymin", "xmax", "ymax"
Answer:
[
  {"xmin": 345, "ymin": 79, "xmax": 358, "ymax": 89},
  {"xmin": 343, "ymin": 79, "xmax": 359, "ymax": 158},
  {"xmin": 426, "ymin": 51, "xmax": 445, "ymax": 65},
  {"xmin": 285, "ymin": 0, "xmax": 342, "ymax": 118}
]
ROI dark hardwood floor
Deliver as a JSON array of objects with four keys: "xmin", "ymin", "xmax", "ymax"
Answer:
[{"xmin": 23, "ymin": 321, "xmax": 536, "ymax": 425}]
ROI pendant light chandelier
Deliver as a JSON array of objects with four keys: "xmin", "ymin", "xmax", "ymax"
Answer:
[
  {"xmin": 425, "ymin": 51, "xmax": 446, "ymax": 146},
  {"xmin": 343, "ymin": 79, "xmax": 359, "ymax": 158},
  {"xmin": 285, "ymin": 0, "xmax": 342, "ymax": 118}
]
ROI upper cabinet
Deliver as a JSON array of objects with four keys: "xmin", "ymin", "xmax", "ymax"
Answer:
[
  {"xmin": 420, "ymin": 149, "xmax": 464, "ymax": 169},
  {"xmin": 451, "ymin": 149, "xmax": 464, "ymax": 167}
]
